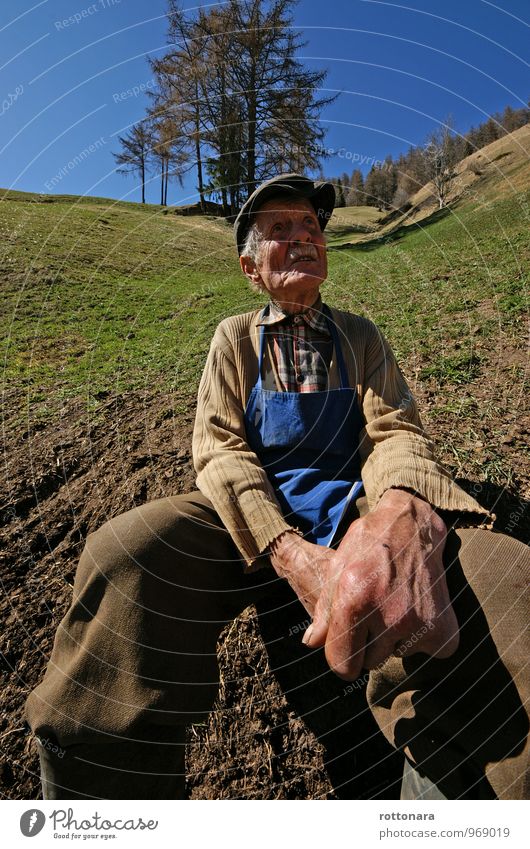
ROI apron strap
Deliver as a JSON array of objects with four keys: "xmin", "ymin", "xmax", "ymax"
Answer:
[
  {"xmin": 322, "ymin": 305, "xmax": 350, "ymax": 389},
  {"xmin": 256, "ymin": 323, "xmax": 266, "ymax": 389}
]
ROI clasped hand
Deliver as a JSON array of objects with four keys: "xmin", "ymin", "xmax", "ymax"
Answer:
[{"xmin": 270, "ymin": 488, "xmax": 459, "ymax": 681}]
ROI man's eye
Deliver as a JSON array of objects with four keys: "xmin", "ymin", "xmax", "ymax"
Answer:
[{"xmin": 271, "ymin": 223, "xmax": 284, "ymax": 234}]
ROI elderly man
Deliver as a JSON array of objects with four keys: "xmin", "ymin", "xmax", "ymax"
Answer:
[{"xmin": 27, "ymin": 174, "xmax": 528, "ymax": 801}]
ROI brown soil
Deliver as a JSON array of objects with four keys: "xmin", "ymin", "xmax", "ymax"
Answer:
[{"xmin": 1, "ymin": 329, "xmax": 528, "ymax": 800}]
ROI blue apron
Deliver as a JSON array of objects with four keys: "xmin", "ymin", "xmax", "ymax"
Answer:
[{"xmin": 244, "ymin": 305, "xmax": 364, "ymax": 547}]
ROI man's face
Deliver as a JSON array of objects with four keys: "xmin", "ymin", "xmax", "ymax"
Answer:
[{"xmin": 240, "ymin": 197, "xmax": 328, "ymax": 311}]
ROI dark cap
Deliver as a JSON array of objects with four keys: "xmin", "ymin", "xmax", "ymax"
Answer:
[{"xmin": 234, "ymin": 173, "xmax": 336, "ymax": 255}]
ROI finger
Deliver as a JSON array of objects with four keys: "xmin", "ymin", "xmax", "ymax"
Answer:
[
  {"xmin": 426, "ymin": 605, "xmax": 460, "ymax": 658},
  {"xmin": 362, "ymin": 618, "xmax": 399, "ymax": 669},
  {"xmin": 324, "ymin": 600, "xmax": 370, "ymax": 681},
  {"xmin": 401, "ymin": 567, "xmax": 460, "ymax": 659},
  {"xmin": 303, "ymin": 589, "xmax": 329, "ymax": 647},
  {"xmin": 428, "ymin": 574, "xmax": 461, "ymax": 658},
  {"xmin": 394, "ymin": 607, "xmax": 460, "ymax": 660}
]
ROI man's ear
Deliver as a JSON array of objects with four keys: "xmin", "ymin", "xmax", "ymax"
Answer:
[{"xmin": 240, "ymin": 255, "xmax": 263, "ymax": 288}]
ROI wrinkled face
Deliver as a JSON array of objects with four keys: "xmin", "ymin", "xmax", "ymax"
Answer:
[{"xmin": 240, "ymin": 197, "xmax": 328, "ymax": 310}]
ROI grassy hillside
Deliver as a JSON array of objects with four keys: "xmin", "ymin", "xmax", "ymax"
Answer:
[
  {"xmin": 326, "ymin": 124, "xmax": 530, "ymax": 247},
  {"xmin": 0, "ymin": 191, "xmax": 255, "ymax": 409}
]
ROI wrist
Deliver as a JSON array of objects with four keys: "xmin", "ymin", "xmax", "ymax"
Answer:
[
  {"xmin": 269, "ymin": 530, "xmax": 303, "ymax": 574},
  {"xmin": 382, "ymin": 488, "xmax": 447, "ymax": 533}
]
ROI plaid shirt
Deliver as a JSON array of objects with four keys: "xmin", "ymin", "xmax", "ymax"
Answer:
[{"xmin": 256, "ymin": 296, "xmax": 333, "ymax": 392}]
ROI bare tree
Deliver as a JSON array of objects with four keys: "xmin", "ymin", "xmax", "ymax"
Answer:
[
  {"xmin": 113, "ymin": 123, "xmax": 153, "ymax": 204},
  {"xmin": 421, "ymin": 119, "xmax": 458, "ymax": 209}
]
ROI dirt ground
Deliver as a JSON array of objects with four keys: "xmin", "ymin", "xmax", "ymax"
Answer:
[{"xmin": 1, "ymin": 341, "xmax": 528, "ymax": 799}]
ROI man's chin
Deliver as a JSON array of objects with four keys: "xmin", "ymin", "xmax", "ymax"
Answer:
[{"xmin": 284, "ymin": 267, "xmax": 326, "ymax": 286}]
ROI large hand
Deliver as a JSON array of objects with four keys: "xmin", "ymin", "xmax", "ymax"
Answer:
[
  {"xmin": 304, "ymin": 488, "xmax": 460, "ymax": 680},
  {"xmin": 269, "ymin": 531, "xmax": 337, "ymax": 617}
]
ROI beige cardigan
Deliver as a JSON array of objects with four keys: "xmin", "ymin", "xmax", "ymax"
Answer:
[{"xmin": 192, "ymin": 306, "xmax": 487, "ymax": 568}]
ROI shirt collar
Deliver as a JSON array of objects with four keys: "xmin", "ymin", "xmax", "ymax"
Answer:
[{"xmin": 257, "ymin": 295, "xmax": 329, "ymax": 334}]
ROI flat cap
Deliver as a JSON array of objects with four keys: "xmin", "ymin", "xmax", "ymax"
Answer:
[{"xmin": 234, "ymin": 173, "xmax": 336, "ymax": 255}]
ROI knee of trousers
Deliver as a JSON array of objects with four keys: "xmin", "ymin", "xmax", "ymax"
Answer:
[
  {"xmin": 366, "ymin": 527, "xmax": 530, "ymax": 799},
  {"xmin": 25, "ymin": 496, "xmax": 235, "ymax": 745},
  {"xmin": 81, "ymin": 493, "xmax": 243, "ymax": 597}
]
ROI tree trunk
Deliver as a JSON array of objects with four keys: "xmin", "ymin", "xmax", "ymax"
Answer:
[
  {"xmin": 141, "ymin": 157, "xmax": 145, "ymax": 204},
  {"xmin": 221, "ymin": 185, "xmax": 229, "ymax": 217},
  {"xmin": 194, "ymin": 85, "xmax": 205, "ymax": 211},
  {"xmin": 246, "ymin": 66, "xmax": 257, "ymax": 195}
]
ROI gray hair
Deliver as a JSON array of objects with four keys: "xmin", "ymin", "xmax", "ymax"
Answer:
[
  {"xmin": 241, "ymin": 222, "xmax": 264, "ymax": 264},
  {"xmin": 240, "ymin": 223, "xmax": 266, "ymax": 292}
]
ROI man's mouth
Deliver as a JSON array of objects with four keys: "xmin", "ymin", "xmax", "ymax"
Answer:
[{"xmin": 289, "ymin": 249, "xmax": 317, "ymax": 266}]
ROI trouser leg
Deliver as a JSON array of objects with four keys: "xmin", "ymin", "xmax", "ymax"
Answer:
[
  {"xmin": 36, "ymin": 727, "xmax": 188, "ymax": 800},
  {"xmin": 368, "ymin": 528, "xmax": 530, "ymax": 799},
  {"xmin": 25, "ymin": 492, "xmax": 275, "ymax": 799}
]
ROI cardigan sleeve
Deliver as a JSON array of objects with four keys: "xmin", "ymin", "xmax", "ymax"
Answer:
[
  {"xmin": 192, "ymin": 320, "xmax": 293, "ymax": 568},
  {"xmin": 358, "ymin": 322, "xmax": 490, "ymax": 522}
]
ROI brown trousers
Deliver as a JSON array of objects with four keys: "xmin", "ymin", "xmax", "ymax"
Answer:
[{"xmin": 25, "ymin": 492, "xmax": 529, "ymax": 799}]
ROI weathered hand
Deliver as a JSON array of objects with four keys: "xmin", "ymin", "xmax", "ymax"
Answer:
[
  {"xmin": 269, "ymin": 531, "xmax": 336, "ymax": 617},
  {"xmin": 304, "ymin": 488, "xmax": 460, "ymax": 680}
]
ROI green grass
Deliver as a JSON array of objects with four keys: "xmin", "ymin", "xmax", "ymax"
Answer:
[
  {"xmin": 1, "ymin": 186, "xmax": 528, "ymax": 423},
  {"xmin": 325, "ymin": 191, "xmax": 529, "ymax": 362},
  {"xmin": 325, "ymin": 205, "xmax": 383, "ymax": 244},
  {"xmin": 0, "ymin": 192, "xmax": 260, "ymax": 405}
]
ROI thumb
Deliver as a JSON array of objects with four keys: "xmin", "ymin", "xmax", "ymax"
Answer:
[
  {"xmin": 302, "ymin": 584, "xmax": 331, "ymax": 648},
  {"xmin": 302, "ymin": 553, "xmax": 344, "ymax": 648}
]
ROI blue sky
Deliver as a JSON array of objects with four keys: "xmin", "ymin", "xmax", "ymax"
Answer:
[{"xmin": 1, "ymin": 0, "xmax": 528, "ymax": 204}]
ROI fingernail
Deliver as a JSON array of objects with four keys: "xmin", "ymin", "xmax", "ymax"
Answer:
[{"xmin": 302, "ymin": 625, "xmax": 313, "ymax": 646}]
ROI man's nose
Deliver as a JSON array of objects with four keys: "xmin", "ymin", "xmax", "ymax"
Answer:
[{"xmin": 290, "ymin": 221, "xmax": 313, "ymax": 243}]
